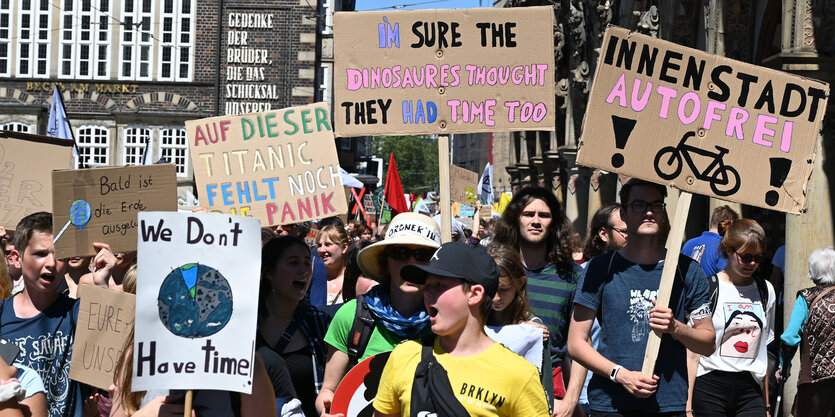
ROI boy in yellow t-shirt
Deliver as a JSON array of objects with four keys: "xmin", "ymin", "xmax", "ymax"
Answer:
[{"xmin": 373, "ymin": 242, "xmax": 550, "ymax": 417}]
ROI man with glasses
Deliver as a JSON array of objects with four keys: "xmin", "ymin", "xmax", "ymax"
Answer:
[
  {"xmin": 568, "ymin": 179, "xmax": 716, "ymax": 417},
  {"xmin": 681, "ymin": 205, "xmax": 740, "ymax": 277},
  {"xmin": 490, "ymin": 186, "xmax": 586, "ymax": 417}
]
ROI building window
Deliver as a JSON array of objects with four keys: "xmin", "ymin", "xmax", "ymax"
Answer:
[
  {"xmin": 0, "ymin": 0, "xmax": 11, "ymax": 77},
  {"xmin": 59, "ymin": 0, "xmax": 110, "ymax": 79},
  {"xmin": 0, "ymin": 121, "xmax": 30, "ymax": 132},
  {"xmin": 157, "ymin": 0, "xmax": 194, "ymax": 81},
  {"xmin": 119, "ymin": 0, "xmax": 153, "ymax": 81},
  {"xmin": 316, "ymin": 64, "xmax": 330, "ymax": 103},
  {"xmin": 123, "ymin": 127, "xmax": 151, "ymax": 166},
  {"xmin": 320, "ymin": 0, "xmax": 333, "ymax": 35},
  {"xmin": 76, "ymin": 125, "xmax": 110, "ymax": 167},
  {"xmin": 160, "ymin": 128, "xmax": 188, "ymax": 177},
  {"xmin": 17, "ymin": 0, "xmax": 51, "ymax": 78}
]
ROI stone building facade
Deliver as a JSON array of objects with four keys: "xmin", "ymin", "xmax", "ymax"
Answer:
[{"xmin": 0, "ymin": 0, "xmax": 319, "ymax": 202}]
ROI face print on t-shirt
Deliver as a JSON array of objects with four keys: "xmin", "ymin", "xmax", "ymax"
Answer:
[{"xmin": 719, "ymin": 303, "xmax": 764, "ymax": 358}]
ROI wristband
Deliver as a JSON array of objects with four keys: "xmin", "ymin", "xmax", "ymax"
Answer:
[{"xmin": 609, "ymin": 365, "xmax": 622, "ymax": 382}]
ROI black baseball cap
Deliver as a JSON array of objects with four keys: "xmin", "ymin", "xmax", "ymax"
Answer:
[{"xmin": 400, "ymin": 242, "xmax": 499, "ymax": 297}]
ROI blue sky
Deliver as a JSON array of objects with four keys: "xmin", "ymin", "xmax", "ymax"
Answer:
[{"xmin": 356, "ymin": 0, "xmax": 488, "ymax": 11}]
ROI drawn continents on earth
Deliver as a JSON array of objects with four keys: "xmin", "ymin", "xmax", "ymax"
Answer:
[{"xmin": 158, "ymin": 263, "xmax": 233, "ymax": 338}]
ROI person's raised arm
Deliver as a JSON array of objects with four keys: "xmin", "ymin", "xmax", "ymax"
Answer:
[
  {"xmin": 568, "ymin": 304, "xmax": 659, "ymax": 399},
  {"xmin": 77, "ymin": 242, "xmax": 117, "ymax": 298},
  {"xmin": 315, "ymin": 346, "xmax": 349, "ymax": 417}
]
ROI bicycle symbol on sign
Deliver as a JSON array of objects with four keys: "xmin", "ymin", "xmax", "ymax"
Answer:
[{"xmin": 653, "ymin": 131, "xmax": 741, "ymax": 197}]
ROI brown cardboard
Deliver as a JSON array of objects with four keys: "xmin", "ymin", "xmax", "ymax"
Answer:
[
  {"xmin": 449, "ymin": 164, "xmax": 479, "ymax": 205},
  {"xmin": 578, "ymin": 26, "xmax": 829, "ymax": 214},
  {"xmin": 333, "ymin": 7, "xmax": 556, "ymax": 137},
  {"xmin": 479, "ymin": 205, "xmax": 492, "ymax": 219},
  {"xmin": 69, "ymin": 285, "xmax": 135, "ymax": 390},
  {"xmin": 52, "ymin": 164, "xmax": 178, "ymax": 258},
  {"xmin": 186, "ymin": 102, "xmax": 348, "ymax": 226},
  {"xmin": 0, "ymin": 131, "xmax": 73, "ymax": 228}
]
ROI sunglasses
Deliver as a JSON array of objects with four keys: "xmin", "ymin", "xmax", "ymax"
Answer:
[
  {"xmin": 735, "ymin": 252, "xmax": 765, "ymax": 264},
  {"xmin": 627, "ymin": 201, "xmax": 667, "ymax": 213},
  {"xmin": 387, "ymin": 247, "xmax": 435, "ymax": 262}
]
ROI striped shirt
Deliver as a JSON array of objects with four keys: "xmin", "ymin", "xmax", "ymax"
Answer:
[{"xmin": 525, "ymin": 262, "xmax": 583, "ymax": 367}]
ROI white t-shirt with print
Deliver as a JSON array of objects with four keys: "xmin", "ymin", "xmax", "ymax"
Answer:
[{"xmin": 697, "ymin": 278, "xmax": 775, "ymax": 385}]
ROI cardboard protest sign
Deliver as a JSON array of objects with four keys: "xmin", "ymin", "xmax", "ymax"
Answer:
[
  {"xmin": 52, "ymin": 164, "xmax": 178, "ymax": 258},
  {"xmin": 133, "ymin": 212, "xmax": 260, "ymax": 393},
  {"xmin": 70, "ymin": 285, "xmax": 135, "ymax": 390},
  {"xmin": 449, "ymin": 164, "xmax": 479, "ymax": 205},
  {"xmin": 186, "ymin": 102, "xmax": 348, "ymax": 226},
  {"xmin": 334, "ymin": 7, "xmax": 556, "ymax": 137},
  {"xmin": 578, "ymin": 26, "xmax": 829, "ymax": 214},
  {"xmin": 0, "ymin": 132, "xmax": 73, "ymax": 228}
]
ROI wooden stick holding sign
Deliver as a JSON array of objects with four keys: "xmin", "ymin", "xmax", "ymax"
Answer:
[
  {"xmin": 438, "ymin": 135, "xmax": 452, "ymax": 243},
  {"xmin": 184, "ymin": 391, "xmax": 193, "ymax": 417},
  {"xmin": 640, "ymin": 191, "xmax": 691, "ymax": 376}
]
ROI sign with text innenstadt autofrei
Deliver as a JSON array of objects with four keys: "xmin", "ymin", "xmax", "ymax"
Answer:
[
  {"xmin": 578, "ymin": 26, "xmax": 829, "ymax": 214},
  {"xmin": 334, "ymin": 7, "xmax": 556, "ymax": 137}
]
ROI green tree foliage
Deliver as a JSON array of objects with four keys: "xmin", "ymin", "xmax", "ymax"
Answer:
[{"xmin": 372, "ymin": 135, "xmax": 439, "ymax": 194}]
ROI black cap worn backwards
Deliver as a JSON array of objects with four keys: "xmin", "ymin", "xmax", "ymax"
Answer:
[{"xmin": 400, "ymin": 242, "xmax": 499, "ymax": 298}]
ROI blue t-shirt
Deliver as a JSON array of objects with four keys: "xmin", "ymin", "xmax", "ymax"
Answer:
[
  {"xmin": 307, "ymin": 248, "xmax": 327, "ymax": 307},
  {"xmin": 681, "ymin": 231, "xmax": 726, "ymax": 277},
  {"xmin": 525, "ymin": 262, "xmax": 583, "ymax": 367},
  {"xmin": 1, "ymin": 295, "xmax": 84, "ymax": 417},
  {"xmin": 574, "ymin": 252, "xmax": 710, "ymax": 413}
]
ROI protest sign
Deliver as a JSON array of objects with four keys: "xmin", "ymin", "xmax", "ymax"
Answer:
[
  {"xmin": 0, "ymin": 131, "xmax": 73, "ymax": 228},
  {"xmin": 186, "ymin": 102, "xmax": 348, "ymax": 226},
  {"xmin": 333, "ymin": 7, "xmax": 556, "ymax": 137},
  {"xmin": 70, "ymin": 285, "xmax": 135, "ymax": 390},
  {"xmin": 331, "ymin": 352, "xmax": 392, "ymax": 417},
  {"xmin": 577, "ymin": 26, "xmax": 829, "ymax": 214},
  {"xmin": 52, "ymin": 164, "xmax": 178, "ymax": 258},
  {"xmin": 449, "ymin": 164, "xmax": 479, "ymax": 205},
  {"xmin": 133, "ymin": 212, "xmax": 260, "ymax": 393}
]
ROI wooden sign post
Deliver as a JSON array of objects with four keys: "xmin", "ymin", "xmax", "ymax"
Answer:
[
  {"xmin": 578, "ymin": 26, "xmax": 829, "ymax": 376},
  {"xmin": 438, "ymin": 136, "xmax": 452, "ymax": 243}
]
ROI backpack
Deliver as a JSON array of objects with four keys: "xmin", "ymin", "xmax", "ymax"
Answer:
[
  {"xmin": 346, "ymin": 296, "xmax": 377, "ymax": 367},
  {"xmin": 409, "ymin": 335, "xmax": 469, "ymax": 417},
  {"xmin": 707, "ymin": 273, "xmax": 769, "ymax": 316}
]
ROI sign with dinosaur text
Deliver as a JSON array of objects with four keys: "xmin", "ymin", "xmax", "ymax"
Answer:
[
  {"xmin": 578, "ymin": 26, "xmax": 829, "ymax": 214},
  {"xmin": 133, "ymin": 212, "xmax": 260, "ymax": 393},
  {"xmin": 52, "ymin": 164, "xmax": 178, "ymax": 258},
  {"xmin": 333, "ymin": 7, "xmax": 556, "ymax": 137},
  {"xmin": 0, "ymin": 132, "xmax": 73, "ymax": 229},
  {"xmin": 186, "ymin": 102, "xmax": 348, "ymax": 225}
]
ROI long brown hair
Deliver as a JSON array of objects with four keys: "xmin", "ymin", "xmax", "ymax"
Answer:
[
  {"xmin": 490, "ymin": 187, "xmax": 576, "ymax": 270},
  {"xmin": 485, "ymin": 245, "xmax": 533, "ymax": 325}
]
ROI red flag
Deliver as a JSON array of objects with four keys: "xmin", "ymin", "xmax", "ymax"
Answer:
[{"xmin": 384, "ymin": 152, "xmax": 409, "ymax": 214}]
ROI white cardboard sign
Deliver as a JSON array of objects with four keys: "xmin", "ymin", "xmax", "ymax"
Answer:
[{"xmin": 132, "ymin": 212, "xmax": 261, "ymax": 393}]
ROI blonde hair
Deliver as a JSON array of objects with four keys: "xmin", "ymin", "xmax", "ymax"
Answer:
[
  {"xmin": 319, "ymin": 225, "xmax": 350, "ymax": 247},
  {"xmin": 122, "ymin": 264, "xmax": 138, "ymax": 295}
]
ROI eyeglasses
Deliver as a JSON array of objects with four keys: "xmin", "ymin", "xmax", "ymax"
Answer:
[
  {"xmin": 627, "ymin": 201, "xmax": 667, "ymax": 213},
  {"xmin": 387, "ymin": 247, "xmax": 435, "ymax": 262},
  {"xmin": 735, "ymin": 252, "xmax": 765, "ymax": 264},
  {"xmin": 607, "ymin": 226, "xmax": 628, "ymax": 237}
]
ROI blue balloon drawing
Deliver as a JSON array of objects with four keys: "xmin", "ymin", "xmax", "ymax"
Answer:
[
  {"xmin": 69, "ymin": 200, "xmax": 91, "ymax": 230},
  {"xmin": 158, "ymin": 263, "xmax": 233, "ymax": 338}
]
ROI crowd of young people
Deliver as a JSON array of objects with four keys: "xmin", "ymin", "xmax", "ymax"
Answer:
[{"xmin": 0, "ymin": 180, "xmax": 830, "ymax": 417}]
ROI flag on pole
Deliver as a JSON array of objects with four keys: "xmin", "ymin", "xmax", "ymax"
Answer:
[
  {"xmin": 412, "ymin": 197, "xmax": 430, "ymax": 214},
  {"xmin": 46, "ymin": 86, "xmax": 79, "ymax": 168},
  {"xmin": 141, "ymin": 137, "xmax": 153, "ymax": 165},
  {"xmin": 384, "ymin": 152, "xmax": 409, "ymax": 214},
  {"xmin": 479, "ymin": 162, "xmax": 494, "ymax": 204}
]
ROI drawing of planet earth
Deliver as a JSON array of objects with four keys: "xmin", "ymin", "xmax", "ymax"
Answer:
[{"xmin": 158, "ymin": 263, "xmax": 233, "ymax": 338}]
